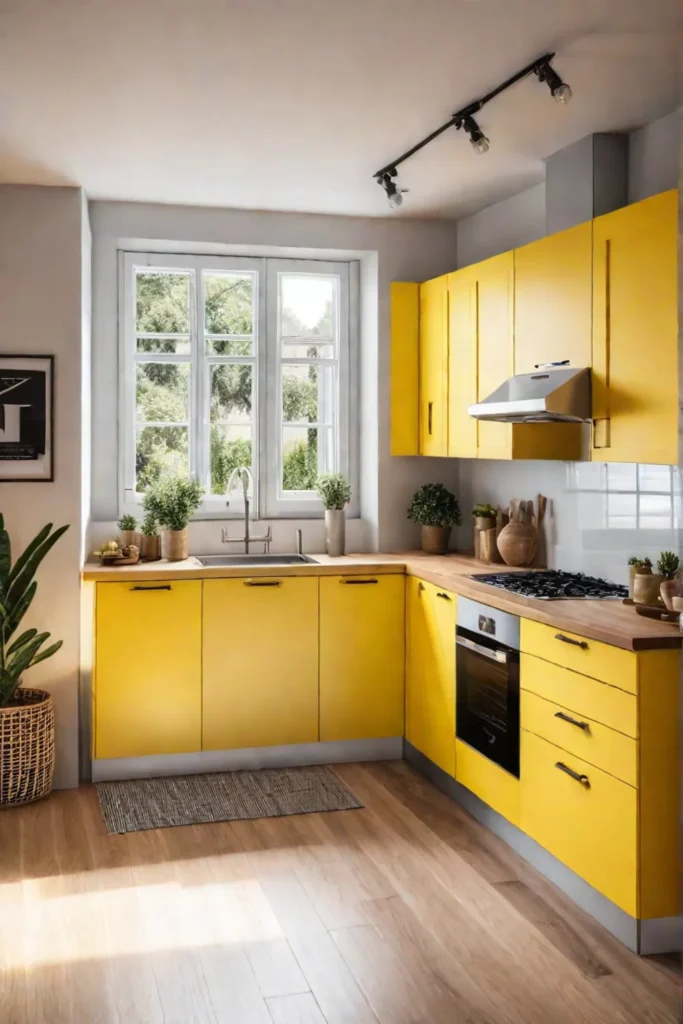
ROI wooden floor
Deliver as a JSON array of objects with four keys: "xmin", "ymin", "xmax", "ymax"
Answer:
[{"xmin": 0, "ymin": 761, "xmax": 680, "ymax": 1024}]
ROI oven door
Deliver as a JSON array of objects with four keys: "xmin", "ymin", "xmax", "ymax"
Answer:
[{"xmin": 455, "ymin": 625, "xmax": 520, "ymax": 778}]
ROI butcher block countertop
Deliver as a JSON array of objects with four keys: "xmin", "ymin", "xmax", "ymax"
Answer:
[{"xmin": 81, "ymin": 551, "xmax": 682, "ymax": 652}]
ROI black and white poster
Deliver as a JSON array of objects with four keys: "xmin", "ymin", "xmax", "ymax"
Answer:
[{"xmin": 0, "ymin": 356, "xmax": 54, "ymax": 481}]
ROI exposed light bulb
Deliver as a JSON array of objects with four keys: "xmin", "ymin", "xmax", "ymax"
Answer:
[
  {"xmin": 552, "ymin": 82, "xmax": 572, "ymax": 105},
  {"xmin": 388, "ymin": 191, "xmax": 404, "ymax": 209},
  {"xmin": 471, "ymin": 134, "xmax": 490, "ymax": 155}
]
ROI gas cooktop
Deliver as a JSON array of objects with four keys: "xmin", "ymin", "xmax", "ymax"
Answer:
[{"xmin": 471, "ymin": 569, "xmax": 629, "ymax": 601}]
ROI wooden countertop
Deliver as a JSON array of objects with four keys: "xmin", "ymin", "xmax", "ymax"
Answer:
[{"xmin": 81, "ymin": 552, "xmax": 682, "ymax": 652}]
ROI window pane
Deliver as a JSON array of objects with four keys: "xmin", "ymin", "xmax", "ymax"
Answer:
[
  {"xmin": 136, "ymin": 362, "xmax": 190, "ymax": 422},
  {"xmin": 639, "ymin": 494, "xmax": 673, "ymax": 519},
  {"xmin": 606, "ymin": 464, "xmax": 637, "ymax": 490},
  {"xmin": 281, "ymin": 343, "xmax": 334, "ymax": 359},
  {"xmin": 280, "ymin": 275, "xmax": 335, "ymax": 340},
  {"xmin": 136, "ymin": 271, "xmax": 190, "ymax": 333},
  {"xmin": 204, "ymin": 272, "xmax": 254, "ymax": 340},
  {"xmin": 210, "ymin": 364, "xmax": 253, "ymax": 423},
  {"xmin": 211, "ymin": 425, "xmax": 252, "ymax": 495},
  {"xmin": 207, "ymin": 337, "xmax": 252, "ymax": 356},
  {"xmin": 136, "ymin": 426, "xmax": 188, "ymax": 491},
  {"xmin": 282, "ymin": 425, "xmax": 334, "ymax": 492},
  {"xmin": 281, "ymin": 364, "xmax": 335, "ymax": 424},
  {"xmin": 137, "ymin": 336, "xmax": 191, "ymax": 355},
  {"xmin": 638, "ymin": 465, "xmax": 672, "ymax": 492}
]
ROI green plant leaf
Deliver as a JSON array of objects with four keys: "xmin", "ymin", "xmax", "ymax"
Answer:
[
  {"xmin": 6, "ymin": 524, "xmax": 69, "ymax": 610},
  {"xmin": 0, "ymin": 524, "xmax": 10, "ymax": 590},
  {"xmin": 4, "ymin": 636, "xmax": 45, "ymax": 680},
  {"xmin": 6, "ymin": 627, "xmax": 38, "ymax": 656},
  {"xmin": 6, "ymin": 523, "xmax": 52, "ymax": 587},
  {"xmin": 28, "ymin": 639, "xmax": 63, "ymax": 669},
  {"xmin": 4, "ymin": 581, "xmax": 37, "ymax": 641}
]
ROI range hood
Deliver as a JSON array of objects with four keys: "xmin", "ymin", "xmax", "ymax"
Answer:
[{"xmin": 468, "ymin": 365, "xmax": 591, "ymax": 424}]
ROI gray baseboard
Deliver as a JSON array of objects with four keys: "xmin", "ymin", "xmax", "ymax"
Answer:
[
  {"xmin": 403, "ymin": 740, "xmax": 681, "ymax": 956},
  {"xmin": 92, "ymin": 736, "xmax": 403, "ymax": 783}
]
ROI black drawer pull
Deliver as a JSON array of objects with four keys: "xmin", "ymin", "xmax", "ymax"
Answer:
[
  {"xmin": 244, "ymin": 580, "xmax": 282, "ymax": 587},
  {"xmin": 131, "ymin": 585, "xmax": 171, "ymax": 591},
  {"xmin": 436, "ymin": 592, "xmax": 452, "ymax": 601},
  {"xmin": 554, "ymin": 711, "xmax": 589, "ymax": 731},
  {"xmin": 554, "ymin": 633, "xmax": 588, "ymax": 650},
  {"xmin": 555, "ymin": 761, "xmax": 590, "ymax": 786},
  {"xmin": 341, "ymin": 578, "xmax": 378, "ymax": 585}
]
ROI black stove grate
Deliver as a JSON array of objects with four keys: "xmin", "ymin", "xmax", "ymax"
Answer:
[{"xmin": 471, "ymin": 569, "xmax": 628, "ymax": 601}]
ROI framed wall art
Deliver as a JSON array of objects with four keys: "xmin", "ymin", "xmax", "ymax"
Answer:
[{"xmin": 0, "ymin": 355, "xmax": 54, "ymax": 482}]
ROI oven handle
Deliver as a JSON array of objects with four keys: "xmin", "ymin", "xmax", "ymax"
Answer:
[{"xmin": 456, "ymin": 635, "xmax": 508, "ymax": 664}]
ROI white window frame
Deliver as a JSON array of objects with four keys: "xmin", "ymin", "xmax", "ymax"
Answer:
[{"xmin": 119, "ymin": 251, "xmax": 358, "ymax": 520}]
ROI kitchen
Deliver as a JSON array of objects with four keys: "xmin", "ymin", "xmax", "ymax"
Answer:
[{"xmin": 0, "ymin": 2, "xmax": 682, "ymax": 1022}]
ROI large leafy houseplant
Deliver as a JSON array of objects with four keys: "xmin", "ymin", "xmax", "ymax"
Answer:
[
  {"xmin": 143, "ymin": 475, "xmax": 204, "ymax": 560},
  {"xmin": 0, "ymin": 516, "xmax": 68, "ymax": 707}
]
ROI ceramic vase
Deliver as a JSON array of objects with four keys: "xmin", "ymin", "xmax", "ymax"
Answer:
[
  {"xmin": 325, "ymin": 509, "xmax": 345, "ymax": 557},
  {"xmin": 166, "ymin": 527, "xmax": 189, "ymax": 561},
  {"xmin": 660, "ymin": 577, "xmax": 681, "ymax": 611},
  {"xmin": 421, "ymin": 525, "xmax": 450, "ymax": 555},
  {"xmin": 141, "ymin": 534, "xmax": 162, "ymax": 561}
]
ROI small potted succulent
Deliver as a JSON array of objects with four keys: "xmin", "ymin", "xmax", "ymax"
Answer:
[
  {"xmin": 408, "ymin": 483, "xmax": 461, "ymax": 555},
  {"xmin": 632, "ymin": 557, "xmax": 663, "ymax": 606},
  {"xmin": 140, "ymin": 512, "xmax": 161, "ymax": 562},
  {"xmin": 143, "ymin": 475, "xmax": 204, "ymax": 561},
  {"xmin": 117, "ymin": 513, "xmax": 140, "ymax": 549},
  {"xmin": 473, "ymin": 503, "xmax": 498, "ymax": 563},
  {"xmin": 627, "ymin": 556, "xmax": 648, "ymax": 600},
  {"xmin": 316, "ymin": 473, "xmax": 352, "ymax": 557},
  {"xmin": 657, "ymin": 551, "xmax": 681, "ymax": 610}
]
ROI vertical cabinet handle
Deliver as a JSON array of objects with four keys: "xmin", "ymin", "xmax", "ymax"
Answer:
[
  {"xmin": 131, "ymin": 585, "xmax": 172, "ymax": 591},
  {"xmin": 554, "ymin": 633, "xmax": 588, "ymax": 650},
  {"xmin": 554, "ymin": 711, "xmax": 589, "ymax": 731},
  {"xmin": 428, "ymin": 402, "xmax": 433, "ymax": 436},
  {"xmin": 555, "ymin": 762, "xmax": 590, "ymax": 786},
  {"xmin": 418, "ymin": 582, "xmax": 426, "ymax": 593}
]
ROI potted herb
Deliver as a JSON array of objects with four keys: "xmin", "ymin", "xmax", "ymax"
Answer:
[
  {"xmin": 408, "ymin": 484, "xmax": 462, "ymax": 555},
  {"xmin": 473, "ymin": 503, "xmax": 498, "ymax": 563},
  {"xmin": 117, "ymin": 513, "xmax": 139, "ymax": 549},
  {"xmin": 316, "ymin": 473, "xmax": 351, "ymax": 557},
  {"xmin": 0, "ymin": 516, "xmax": 68, "ymax": 806},
  {"xmin": 140, "ymin": 512, "xmax": 161, "ymax": 562},
  {"xmin": 472, "ymin": 503, "xmax": 497, "ymax": 530},
  {"xmin": 627, "ymin": 556, "xmax": 647, "ymax": 599},
  {"xmin": 144, "ymin": 476, "xmax": 204, "ymax": 561},
  {"xmin": 657, "ymin": 551, "xmax": 681, "ymax": 610},
  {"xmin": 632, "ymin": 557, "xmax": 662, "ymax": 606}
]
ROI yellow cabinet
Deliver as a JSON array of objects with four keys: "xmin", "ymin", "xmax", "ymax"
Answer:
[
  {"xmin": 419, "ymin": 275, "xmax": 448, "ymax": 456},
  {"xmin": 94, "ymin": 581, "xmax": 202, "ymax": 759},
  {"xmin": 447, "ymin": 265, "xmax": 478, "ymax": 458},
  {"xmin": 455, "ymin": 739, "xmax": 520, "ymax": 826},
  {"xmin": 390, "ymin": 282, "xmax": 419, "ymax": 456},
  {"xmin": 406, "ymin": 576, "xmax": 456, "ymax": 775},
  {"xmin": 592, "ymin": 189, "xmax": 678, "ymax": 465},
  {"xmin": 202, "ymin": 577, "xmax": 319, "ymax": 750},
  {"xmin": 320, "ymin": 575, "xmax": 405, "ymax": 742}
]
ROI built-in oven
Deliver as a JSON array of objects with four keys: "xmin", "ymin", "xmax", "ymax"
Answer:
[{"xmin": 455, "ymin": 597, "xmax": 520, "ymax": 778}]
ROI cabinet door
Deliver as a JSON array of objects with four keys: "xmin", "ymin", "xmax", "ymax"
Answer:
[
  {"xmin": 419, "ymin": 275, "xmax": 448, "ymax": 456},
  {"xmin": 447, "ymin": 267, "xmax": 478, "ymax": 458},
  {"xmin": 95, "ymin": 581, "xmax": 202, "ymax": 759},
  {"xmin": 476, "ymin": 251, "xmax": 514, "ymax": 460},
  {"xmin": 592, "ymin": 189, "xmax": 678, "ymax": 465},
  {"xmin": 390, "ymin": 282, "xmax": 420, "ymax": 456},
  {"xmin": 406, "ymin": 577, "xmax": 456, "ymax": 776},
  {"xmin": 320, "ymin": 575, "xmax": 405, "ymax": 742},
  {"xmin": 203, "ymin": 577, "xmax": 319, "ymax": 750},
  {"xmin": 514, "ymin": 221, "xmax": 593, "ymax": 374}
]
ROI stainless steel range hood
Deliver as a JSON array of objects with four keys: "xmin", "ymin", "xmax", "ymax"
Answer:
[{"xmin": 468, "ymin": 365, "xmax": 591, "ymax": 424}]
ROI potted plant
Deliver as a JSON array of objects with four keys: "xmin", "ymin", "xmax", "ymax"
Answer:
[
  {"xmin": 316, "ymin": 473, "xmax": 351, "ymax": 557},
  {"xmin": 0, "ymin": 516, "xmax": 68, "ymax": 806},
  {"xmin": 472, "ymin": 503, "xmax": 497, "ymax": 530},
  {"xmin": 657, "ymin": 551, "xmax": 681, "ymax": 610},
  {"xmin": 627, "ymin": 556, "xmax": 648, "ymax": 599},
  {"xmin": 144, "ymin": 475, "xmax": 204, "ymax": 561},
  {"xmin": 408, "ymin": 483, "xmax": 462, "ymax": 555},
  {"xmin": 632, "ymin": 557, "xmax": 662, "ymax": 606},
  {"xmin": 140, "ymin": 512, "xmax": 161, "ymax": 562},
  {"xmin": 473, "ymin": 503, "xmax": 498, "ymax": 563},
  {"xmin": 117, "ymin": 513, "xmax": 140, "ymax": 549}
]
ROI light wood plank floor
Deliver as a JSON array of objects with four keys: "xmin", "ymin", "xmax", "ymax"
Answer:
[{"xmin": 0, "ymin": 761, "xmax": 680, "ymax": 1023}]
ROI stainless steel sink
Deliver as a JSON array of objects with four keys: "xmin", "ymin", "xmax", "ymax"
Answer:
[{"xmin": 196, "ymin": 553, "xmax": 319, "ymax": 567}]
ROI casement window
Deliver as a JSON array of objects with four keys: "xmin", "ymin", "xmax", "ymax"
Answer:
[{"xmin": 119, "ymin": 252, "xmax": 357, "ymax": 518}]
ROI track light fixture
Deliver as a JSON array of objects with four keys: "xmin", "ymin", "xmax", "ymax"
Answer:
[
  {"xmin": 373, "ymin": 50, "xmax": 572, "ymax": 208},
  {"xmin": 534, "ymin": 57, "xmax": 572, "ymax": 104}
]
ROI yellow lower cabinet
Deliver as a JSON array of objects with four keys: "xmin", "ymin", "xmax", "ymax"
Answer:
[
  {"xmin": 455, "ymin": 740, "xmax": 520, "ymax": 826},
  {"xmin": 520, "ymin": 618, "xmax": 637, "ymax": 693},
  {"xmin": 202, "ymin": 577, "xmax": 319, "ymax": 750},
  {"xmin": 520, "ymin": 729, "xmax": 637, "ymax": 916},
  {"xmin": 320, "ymin": 575, "xmax": 405, "ymax": 742},
  {"xmin": 94, "ymin": 581, "xmax": 202, "ymax": 759},
  {"xmin": 406, "ymin": 577, "xmax": 456, "ymax": 776}
]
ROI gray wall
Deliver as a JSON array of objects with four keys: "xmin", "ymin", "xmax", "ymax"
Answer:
[
  {"xmin": 0, "ymin": 185, "xmax": 88, "ymax": 789},
  {"xmin": 629, "ymin": 110, "xmax": 680, "ymax": 204}
]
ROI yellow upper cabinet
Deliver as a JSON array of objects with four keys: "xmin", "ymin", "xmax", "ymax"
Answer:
[
  {"xmin": 390, "ymin": 282, "xmax": 420, "ymax": 456},
  {"xmin": 406, "ymin": 576, "xmax": 456, "ymax": 776},
  {"xmin": 419, "ymin": 275, "xmax": 449, "ymax": 456},
  {"xmin": 202, "ymin": 577, "xmax": 319, "ymax": 751},
  {"xmin": 514, "ymin": 221, "xmax": 593, "ymax": 374},
  {"xmin": 471, "ymin": 251, "xmax": 514, "ymax": 461},
  {"xmin": 447, "ymin": 265, "xmax": 478, "ymax": 459},
  {"xmin": 94, "ymin": 581, "xmax": 202, "ymax": 759},
  {"xmin": 319, "ymin": 575, "xmax": 405, "ymax": 742},
  {"xmin": 591, "ymin": 189, "xmax": 678, "ymax": 465}
]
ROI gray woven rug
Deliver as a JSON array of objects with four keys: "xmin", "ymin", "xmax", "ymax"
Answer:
[{"xmin": 96, "ymin": 765, "xmax": 363, "ymax": 834}]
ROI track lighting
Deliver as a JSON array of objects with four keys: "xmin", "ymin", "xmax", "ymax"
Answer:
[
  {"xmin": 534, "ymin": 58, "xmax": 572, "ymax": 104},
  {"xmin": 458, "ymin": 115, "xmax": 490, "ymax": 155},
  {"xmin": 377, "ymin": 170, "xmax": 408, "ymax": 209}
]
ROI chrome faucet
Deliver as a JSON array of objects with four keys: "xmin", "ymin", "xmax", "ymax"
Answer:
[{"xmin": 222, "ymin": 467, "xmax": 272, "ymax": 553}]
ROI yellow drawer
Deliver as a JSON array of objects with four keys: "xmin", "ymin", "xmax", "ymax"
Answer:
[
  {"xmin": 521, "ymin": 690, "xmax": 637, "ymax": 787},
  {"xmin": 521, "ymin": 619, "xmax": 637, "ymax": 693},
  {"xmin": 521, "ymin": 730, "xmax": 637, "ymax": 916},
  {"xmin": 455, "ymin": 739, "xmax": 520, "ymax": 826},
  {"xmin": 520, "ymin": 653, "xmax": 637, "ymax": 738}
]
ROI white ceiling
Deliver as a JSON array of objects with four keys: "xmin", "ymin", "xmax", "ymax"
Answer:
[{"xmin": 0, "ymin": 0, "xmax": 680, "ymax": 219}]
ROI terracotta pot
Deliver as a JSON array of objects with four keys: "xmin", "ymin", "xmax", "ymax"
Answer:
[
  {"xmin": 660, "ymin": 577, "xmax": 681, "ymax": 611},
  {"xmin": 140, "ymin": 534, "xmax": 162, "ymax": 561},
  {"xmin": 119, "ymin": 530, "xmax": 141, "ymax": 550},
  {"xmin": 496, "ymin": 521, "xmax": 537, "ymax": 567},
  {"xmin": 633, "ymin": 572, "xmax": 664, "ymax": 606},
  {"xmin": 165, "ymin": 527, "xmax": 189, "ymax": 561},
  {"xmin": 421, "ymin": 525, "xmax": 451, "ymax": 555}
]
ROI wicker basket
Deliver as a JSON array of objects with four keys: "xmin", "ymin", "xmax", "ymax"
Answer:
[{"xmin": 0, "ymin": 688, "xmax": 55, "ymax": 807}]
